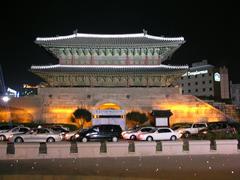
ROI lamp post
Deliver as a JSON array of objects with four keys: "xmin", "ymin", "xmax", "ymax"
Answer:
[
  {"xmin": 2, "ymin": 96, "xmax": 10, "ymax": 103},
  {"xmin": 1, "ymin": 95, "xmax": 11, "ymax": 125}
]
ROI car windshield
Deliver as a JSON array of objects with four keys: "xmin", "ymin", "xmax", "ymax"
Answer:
[
  {"xmin": 172, "ymin": 126, "xmax": 181, "ymax": 130},
  {"xmin": 79, "ymin": 128, "xmax": 88, "ymax": 132},
  {"xmin": 172, "ymin": 124, "xmax": 192, "ymax": 130},
  {"xmin": 127, "ymin": 127, "xmax": 140, "ymax": 132},
  {"xmin": 149, "ymin": 129, "xmax": 156, "ymax": 133}
]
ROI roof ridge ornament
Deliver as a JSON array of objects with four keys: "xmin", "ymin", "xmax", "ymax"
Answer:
[
  {"xmin": 143, "ymin": 29, "xmax": 148, "ymax": 35},
  {"xmin": 73, "ymin": 29, "xmax": 78, "ymax": 36}
]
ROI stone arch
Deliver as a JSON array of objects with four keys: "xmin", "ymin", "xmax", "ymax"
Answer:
[{"xmin": 94, "ymin": 99, "xmax": 124, "ymax": 110}]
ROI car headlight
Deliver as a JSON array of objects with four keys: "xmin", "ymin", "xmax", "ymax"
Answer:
[
  {"xmin": 75, "ymin": 134, "xmax": 80, "ymax": 138},
  {"xmin": 177, "ymin": 130, "xmax": 183, "ymax": 134},
  {"xmin": 9, "ymin": 135, "xmax": 13, "ymax": 138}
]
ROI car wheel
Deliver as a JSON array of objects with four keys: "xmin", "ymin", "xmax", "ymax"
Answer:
[
  {"xmin": 70, "ymin": 136, "xmax": 74, "ymax": 141},
  {"xmin": 130, "ymin": 135, "xmax": 136, "ymax": 140},
  {"xmin": 47, "ymin": 137, "xmax": 55, "ymax": 143},
  {"xmin": 82, "ymin": 137, "xmax": 88, "ymax": 143},
  {"xmin": 0, "ymin": 135, "xmax": 6, "ymax": 141},
  {"xmin": 170, "ymin": 135, "xmax": 177, "ymax": 141},
  {"xmin": 15, "ymin": 137, "xmax": 24, "ymax": 143},
  {"xmin": 146, "ymin": 136, "xmax": 153, "ymax": 141},
  {"xmin": 112, "ymin": 136, "xmax": 118, "ymax": 142},
  {"xmin": 183, "ymin": 132, "xmax": 190, "ymax": 138}
]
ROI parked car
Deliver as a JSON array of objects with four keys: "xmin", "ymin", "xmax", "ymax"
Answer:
[
  {"xmin": 73, "ymin": 124, "xmax": 122, "ymax": 142},
  {"xmin": 0, "ymin": 125, "xmax": 16, "ymax": 133},
  {"xmin": 198, "ymin": 121, "xmax": 237, "ymax": 139},
  {"xmin": 137, "ymin": 127, "xmax": 181, "ymax": 141},
  {"xmin": 122, "ymin": 126, "xmax": 155, "ymax": 140},
  {"xmin": 0, "ymin": 126, "xmax": 30, "ymax": 141},
  {"xmin": 174, "ymin": 122, "xmax": 207, "ymax": 138},
  {"xmin": 49, "ymin": 125, "xmax": 70, "ymax": 135},
  {"xmin": 9, "ymin": 128, "xmax": 63, "ymax": 143},
  {"xmin": 64, "ymin": 129, "xmax": 82, "ymax": 141},
  {"xmin": 171, "ymin": 123, "xmax": 192, "ymax": 131}
]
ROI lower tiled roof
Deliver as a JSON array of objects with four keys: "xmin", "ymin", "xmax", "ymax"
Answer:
[{"xmin": 30, "ymin": 64, "xmax": 188, "ymax": 74}]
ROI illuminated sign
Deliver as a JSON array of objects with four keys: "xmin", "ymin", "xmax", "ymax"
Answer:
[
  {"xmin": 182, "ymin": 70, "xmax": 208, "ymax": 77},
  {"xmin": 92, "ymin": 110, "xmax": 125, "ymax": 116},
  {"xmin": 214, "ymin": 72, "xmax": 221, "ymax": 82}
]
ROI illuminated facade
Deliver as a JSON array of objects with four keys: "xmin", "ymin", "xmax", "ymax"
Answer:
[
  {"xmin": 1, "ymin": 31, "xmax": 229, "ymax": 127},
  {"xmin": 31, "ymin": 31, "xmax": 187, "ymax": 87},
  {"xmin": 30, "ymin": 31, "xmax": 189, "ymax": 128}
]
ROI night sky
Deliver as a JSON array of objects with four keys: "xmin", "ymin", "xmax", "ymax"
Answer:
[{"xmin": 0, "ymin": 0, "xmax": 239, "ymax": 91}]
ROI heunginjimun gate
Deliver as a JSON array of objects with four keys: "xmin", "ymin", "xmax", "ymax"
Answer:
[{"xmin": 18, "ymin": 30, "xmax": 226, "ymax": 128}]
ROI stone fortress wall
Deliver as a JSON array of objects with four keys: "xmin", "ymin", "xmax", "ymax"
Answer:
[{"xmin": 3, "ymin": 87, "xmax": 226, "ymax": 126}]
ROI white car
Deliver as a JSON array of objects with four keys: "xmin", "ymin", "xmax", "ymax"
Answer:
[
  {"xmin": 175, "ymin": 123, "xmax": 208, "ymax": 138},
  {"xmin": 0, "ymin": 126, "xmax": 30, "ymax": 141},
  {"xmin": 137, "ymin": 127, "xmax": 181, "ymax": 141},
  {"xmin": 122, "ymin": 126, "xmax": 155, "ymax": 140},
  {"xmin": 8, "ymin": 128, "xmax": 63, "ymax": 143}
]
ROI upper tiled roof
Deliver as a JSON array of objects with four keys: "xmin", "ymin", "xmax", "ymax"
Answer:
[{"xmin": 35, "ymin": 33, "xmax": 185, "ymax": 48}]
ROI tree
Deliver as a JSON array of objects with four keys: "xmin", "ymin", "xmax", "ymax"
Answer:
[
  {"xmin": 126, "ymin": 111, "xmax": 148, "ymax": 125},
  {"xmin": 72, "ymin": 108, "xmax": 92, "ymax": 128}
]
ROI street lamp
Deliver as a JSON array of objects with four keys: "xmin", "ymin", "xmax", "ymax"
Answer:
[
  {"xmin": 1, "ymin": 95, "xmax": 11, "ymax": 124},
  {"xmin": 2, "ymin": 96, "xmax": 10, "ymax": 103}
]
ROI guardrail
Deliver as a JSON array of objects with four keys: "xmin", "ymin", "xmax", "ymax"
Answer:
[{"xmin": 0, "ymin": 140, "xmax": 239, "ymax": 160}]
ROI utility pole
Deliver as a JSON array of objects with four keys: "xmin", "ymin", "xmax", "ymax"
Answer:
[{"xmin": 0, "ymin": 65, "xmax": 6, "ymax": 97}]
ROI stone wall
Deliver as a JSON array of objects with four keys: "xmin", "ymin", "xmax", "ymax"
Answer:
[
  {"xmin": 4, "ymin": 87, "xmax": 228, "ymax": 126},
  {"xmin": 1, "ymin": 96, "xmax": 42, "ymax": 123}
]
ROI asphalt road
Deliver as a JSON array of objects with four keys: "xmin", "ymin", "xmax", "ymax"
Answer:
[{"xmin": 0, "ymin": 155, "xmax": 240, "ymax": 180}]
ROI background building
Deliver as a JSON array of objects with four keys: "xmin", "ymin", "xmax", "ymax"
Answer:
[
  {"xmin": 20, "ymin": 83, "xmax": 46, "ymax": 96},
  {"xmin": 230, "ymin": 82, "xmax": 240, "ymax": 108},
  {"xmin": 179, "ymin": 60, "xmax": 230, "ymax": 100}
]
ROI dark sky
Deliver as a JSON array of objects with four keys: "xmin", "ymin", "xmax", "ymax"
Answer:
[{"xmin": 0, "ymin": 0, "xmax": 239, "ymax": 90}]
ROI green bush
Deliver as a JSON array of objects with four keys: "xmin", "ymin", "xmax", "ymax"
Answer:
[{"xmin": 126, "ymin": 111, "xmax": 148, "ymax": 125}]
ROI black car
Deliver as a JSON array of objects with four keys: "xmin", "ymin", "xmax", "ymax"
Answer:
[
  {"xmin": 199, "ymin": 121, "xmax": 237, "ymax": 139},
  {"xmin": 73, "ymin": 124, "xmax": 122, "ymax": 142}
]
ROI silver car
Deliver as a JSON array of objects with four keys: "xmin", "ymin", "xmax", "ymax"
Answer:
[
  {"xmin": 9, "ymin": 128, "xmax": 62, "ymax": 143},
  {"xmin": 0, "ymin": 126, "xmax": 30, "ymax": 141}
]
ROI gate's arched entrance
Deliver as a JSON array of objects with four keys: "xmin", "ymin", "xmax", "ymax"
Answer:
[
  {"xmin": 98, "ymin": 102, "xmax": 121, "ymax": 110},
  {"xmin": 92, "ymin": 102, "xmax": 125, "ymax": 130}
]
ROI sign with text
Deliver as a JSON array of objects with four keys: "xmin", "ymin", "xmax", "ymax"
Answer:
[{"xmin": 92, "ymin": 110, "xmax": 125, "ymax": 116}]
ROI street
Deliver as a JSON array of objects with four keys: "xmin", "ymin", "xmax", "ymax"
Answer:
[{"xmin": 0, "ymin": 155, "xmax": 240, "ymax": 179}]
